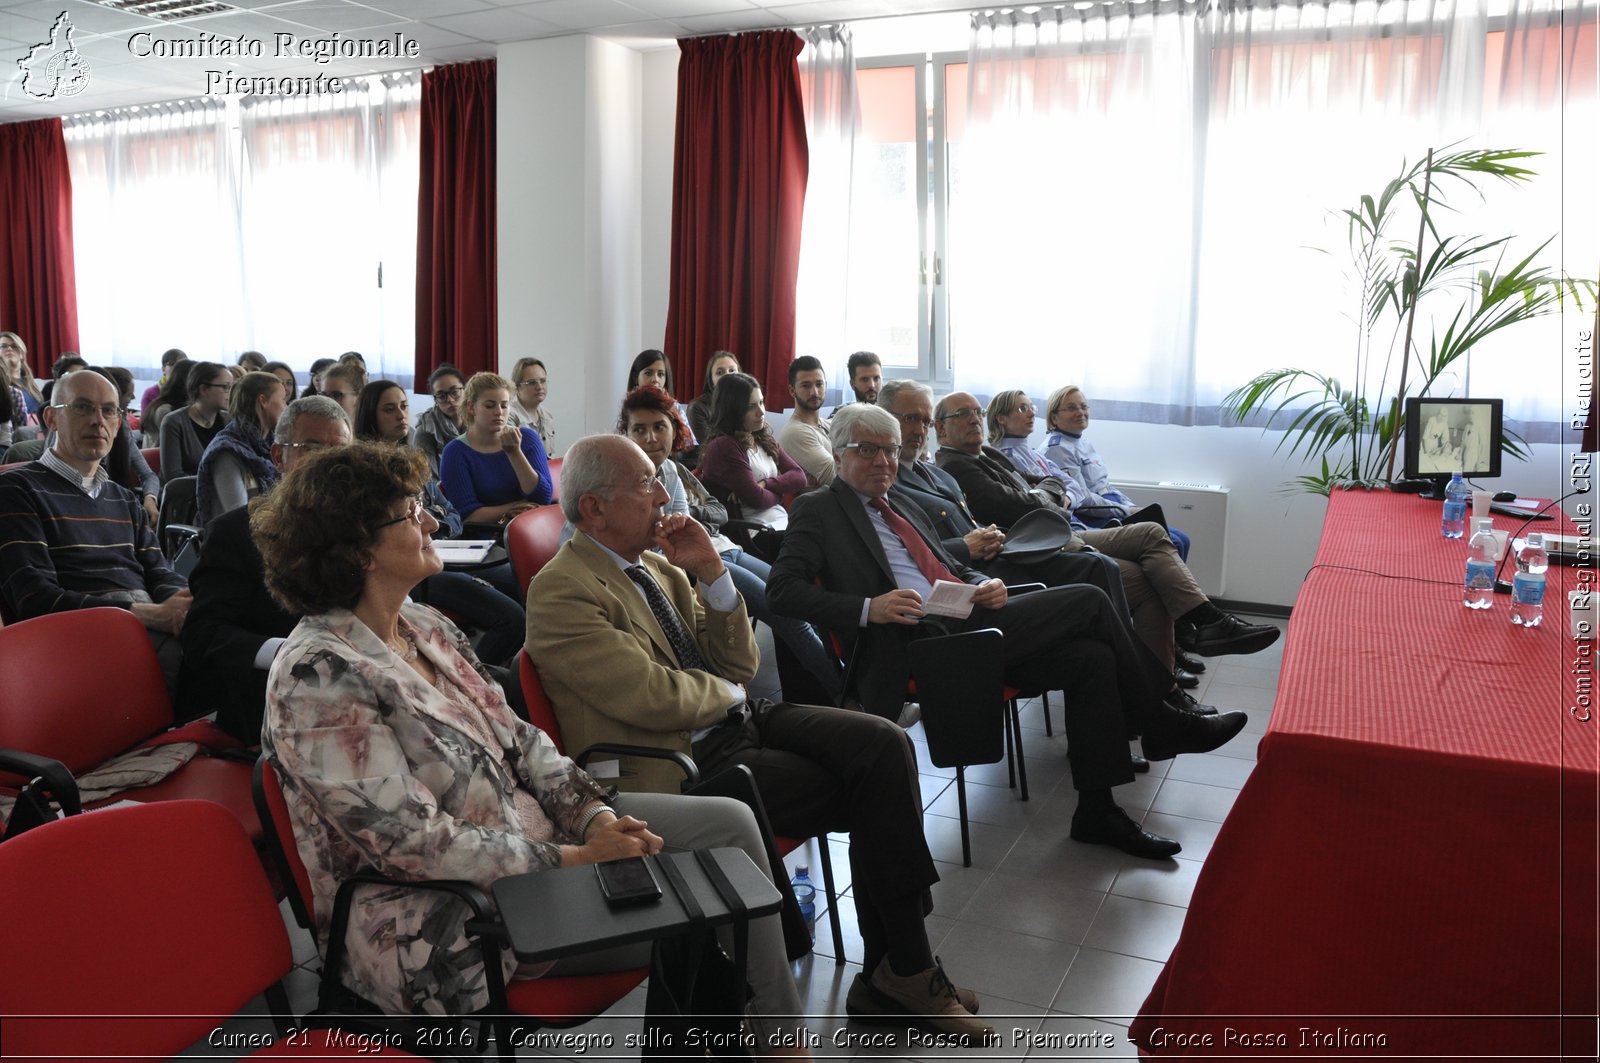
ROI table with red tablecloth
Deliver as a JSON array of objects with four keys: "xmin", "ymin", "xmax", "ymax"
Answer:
[{"xmin": 1131, "ymin": 489, "xmax": 1598, "ymax": 1060}]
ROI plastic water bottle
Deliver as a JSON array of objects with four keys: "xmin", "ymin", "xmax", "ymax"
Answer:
[
  {"xmin": 1510, "ymin": 533, "xmax": 1548, "ymax": 627},
  {"xmin": 790, "ymin": 866, "xmax": 816, "ymax": 942},
  {"xmin": 1463, "ymin": 518, "xmax": 1496, "ymax": 609},
  {"xmin": 1441, "ymin": 472, "xmax": 1469, "ymax": 538}
]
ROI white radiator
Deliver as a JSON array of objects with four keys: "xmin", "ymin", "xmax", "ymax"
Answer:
[{"xmin": 1109, "ymin": 481, "xmax": 1230, "ymax": 597}]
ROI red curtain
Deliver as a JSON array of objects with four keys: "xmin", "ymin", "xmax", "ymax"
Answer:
[
  {"xmin": 416, "ymin": 59, "xmax": 497, "ymax": 387},
  {"xmin": 0, "ymin": 118, "xmax": 80, "ymax": 374},
  {"xmin": 664, "ymin": 31, "xmax": 809, "ymax": 410}
]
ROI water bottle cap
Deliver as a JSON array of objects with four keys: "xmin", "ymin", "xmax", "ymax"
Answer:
[
  {"xmin": 1474, "ymin": 518, "xmax": 1494, "ymax": 530},
  {"xmin": 795, "ymin": 865, "xmax": 809, "ymax": 875},
  {"xmin": 1524, "ymin": 532, "xmax": 1543, "ymax": 547}
]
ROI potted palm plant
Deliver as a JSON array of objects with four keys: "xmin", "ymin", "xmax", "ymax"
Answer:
[{"xmin": 1223, "ymin": 145, "xmax": 1593, "ymax": 496}]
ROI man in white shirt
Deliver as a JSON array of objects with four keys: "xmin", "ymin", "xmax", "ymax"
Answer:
[{"xmin": 776, "ymin": 355, "xmax": 833, "ymax": 486}]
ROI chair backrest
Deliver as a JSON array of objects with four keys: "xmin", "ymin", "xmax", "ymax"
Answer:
[
  {"xmin": 0, "ymin": 607, "xmax": 173, "ymax": 778},
  {"xmin": 545, "ymin": 455, "xmax": 562, "ymax": 500},
  {"xmin": 505, "ymin": 505, "xmax": 568, "ymax": 594},
  {"xmin": 158, "ymin": 473, "xmax": 198, "ymax": 532},
  {"xmin": 517, "ymin": 649, "xmax": 567, "ymax": 755},
  {"xmin": 141, "ymin": 445, "xmax": 160, "ymax": 477},
  {"xmin": 2, "ymin": 437, "xmax": 44, "ymax": 464},
  {"xmin": 252, "ymin": 754, "xmax": 319, "ymax": 932},
  {"xmin": 909, "ymin": 628, "xmax": 1007, "ymax": 769},
  {"xmin": 0, "ymin": 800, "xmax": 291, "ymax": 1060}
]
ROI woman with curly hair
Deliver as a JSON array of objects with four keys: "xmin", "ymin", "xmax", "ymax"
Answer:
[{"xmin": 254, "ymin": 441, "xmax": 800, "ymax": 1032}]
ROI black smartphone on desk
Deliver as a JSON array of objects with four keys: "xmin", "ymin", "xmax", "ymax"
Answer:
[{"xmin": 595, "ymin": 856, "xmax": 662, "ymax": 907}]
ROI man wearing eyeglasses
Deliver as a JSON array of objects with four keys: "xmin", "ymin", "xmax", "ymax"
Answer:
[
  {"xmin": 768, "ymin": 403, "xmax": 1250, "ymax": 862},
  {"xmin": 0, "ymin": 371, "xmax": 191, "ymax": 693},
  {"xmin": 178, "ymin": 395, "xmax": 349, "ymax": 737}
]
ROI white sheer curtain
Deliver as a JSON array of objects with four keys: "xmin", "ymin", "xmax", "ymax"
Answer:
[
  {"xmin": 64, "ymin": 101, "xmax": 246, "ymax": 368},
  {"xmin": 795, "ymin": 24, "xmax": 859, "ymax": 395},
  {"xmin": 954, "ymin": 0, "xmax": 1593, "ymax": 432},
  {"xmin": 63, "ymin": 75, "xmax": 421, "ymax": 385},
  {"xmin": 239, "ymin": 73, "xmax": 420, "ymax": 383}
]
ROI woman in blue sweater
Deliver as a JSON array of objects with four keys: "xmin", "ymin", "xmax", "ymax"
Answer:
[{"xmin": 438, "ymin": 371, "xmax": 552, "ymax": 526}]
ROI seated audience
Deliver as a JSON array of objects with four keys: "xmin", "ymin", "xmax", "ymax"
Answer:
[
  {"xmin": 697, "ymin": 372, "xmax": 808, "ymax": 541},
  {"xmin": 934, "ymin": 391, "xmax": 1277, "ymax": 661},
  {"xmin": 685, "ymin": 350, "xmax": 741, "ymax": 453},
  {"xmin": 257, "ymin": 441, "xmax": 803, "ymax": 1042},
  {"xmin": 158, "ymin": 360, "xmax": 230, "ymax": 484},
  {"xmin": 776, "ymin": 356, "xmax": 834, "ymax": 486},
  {"xmin": 618, "ymin": 385, "xmax": 841, "ymax": 702},
  {"xmin": 39, "ymin": 355, "xmax": 87, "ymax": 405},
  {"xmin": 828, "ymin": 351, "xmax": 883, "ymax": 419},
  {"xmin": 301, "ymin": 356, "xmax": 336, "ymax": 399},
  {"xmin": 508, "ymin": 356, "xmax": 556, "ymax": 454},
  {"xmin": 528, "ymin": 433, "xmax": 989, "ymax": 1037},
  {"xmin": 2, "ymin": 331, "xmax": 44, "ymax": 417},
  {"xmin": 178, "ymin": 395, "xmax": 348, "ymax": 738},
  {"xmin": 39, "ymin": 367, "xmax": 159, "ymax": 523},
  {"xmin": 0, "ymin": 370, "xmax": 190, "ymax": 690},
  {"xmin": 439, "ymin": 371, "xmax": 553, "ymax": 526},
  {"xmin": 414, "ymin": 365, "xmax": 465, "ymax": 477},
  {"xmin": 237, "ymin": 350, "xmax": 267, "ymax": 373},
  {"xmin": 1039, "ymin": 385, "xmax": 1192, "ymax": 557},
  {"xmin": 142, "ymin": 357, "xmax": 193, "ymax": 447},
  {"xmin": 338, "ymin": 350, "xmax": 366, "ymax": 372},
  {"xmin": 767, "ymin": 405, "xmax": 1249, "ymax": 860},
  {"xmin": 629, "ymin": 348, "xmax": 674, "ymax": 393},
  {"xmin": 355, "ymin": 379, "xmax": 527, "ymax": 630},
  {"xmin": 140, "ymin": 348, "xmax": 187, "ymax": 421},
  {"xmin": 317, "ymin": 362, "xmax": 363, "ymax": 421},
  {"xmin": 195, "ymin": 370, "xmax": 286, "ymax": 526}
]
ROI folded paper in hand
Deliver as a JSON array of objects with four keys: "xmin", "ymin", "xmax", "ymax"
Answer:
[{"xmin": 922, "ymin": 580, "xmax": 977, "ymax": 619}]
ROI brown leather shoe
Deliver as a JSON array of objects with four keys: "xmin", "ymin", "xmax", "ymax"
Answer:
[
  {"xmin": 847, "ymin": 971, "xmax": 980, "ymax": 1016},
  {"xmin": 852, "ymin": 958, "xmax": 993, "ymax": 1039}
]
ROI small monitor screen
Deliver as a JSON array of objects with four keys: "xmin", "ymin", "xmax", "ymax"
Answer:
[{"xmin": 1403, "ymin": 397, "xmax": 1503, "ymax": 484}]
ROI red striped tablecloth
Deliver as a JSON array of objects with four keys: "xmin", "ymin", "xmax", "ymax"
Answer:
[{"xmin": 1131, "ymin": 488, "xmax": 1597, "ymax": 1061}]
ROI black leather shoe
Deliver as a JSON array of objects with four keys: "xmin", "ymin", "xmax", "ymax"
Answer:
[
  {"xmin": 1165, "ymin": 689, "xmax": 1218, "ymax": 715},
  {"xmin": 1176, "ymin": 650, "xmax": 1207, "ymax": 674},
  {"xmin": 1141, "ymin": 707, "xmax": 1248, "ymax": 761},
  {"xmin": 1130, "ymin": 751, "xmax": 1150, "ymax": 773},
  {"xmin": 1174, "ymin": 667, "xmax": 1200, "ymax": 689},
  {"xmin": 1177, "ymin": 614, "xmax": 1281, "ymax": 657},
  {"xmin": 1071, "ymin": 806, "xmax": 1181, "ymax": 859}
]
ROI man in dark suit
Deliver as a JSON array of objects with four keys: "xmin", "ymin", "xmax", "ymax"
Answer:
[
  {"xmin": 768, "ymin": 404, "xmax": 1248, "ymax": 861},
  {"xmin": 932, "ymin": 390, "xmax": 1279, "ymax": 661},
  {"xmin": 879, "ymin": 379, "xmax": 1203, "ymax": 691},
  {"xmin": 178, "ymin": 396, "xmax": 348, "ymax": 739}
]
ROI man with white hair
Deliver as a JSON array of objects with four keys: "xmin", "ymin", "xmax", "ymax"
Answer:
[
  {"xmin": 769, "ymin": 403, "xmax": 1248, "ymax": 861},
  {"xmin": 528, "ymin": 433, "xmax": 993, "ymax": 1039}
]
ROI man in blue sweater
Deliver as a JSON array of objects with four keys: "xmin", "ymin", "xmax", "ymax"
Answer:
[{"xmin": 0, "ymin": 371, "xmax": 190, "ymax": 692}]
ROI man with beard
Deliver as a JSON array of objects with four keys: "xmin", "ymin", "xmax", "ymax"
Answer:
[{"xmin": 776, "ymin": 355, "xmax": 833, "ymax": 486}]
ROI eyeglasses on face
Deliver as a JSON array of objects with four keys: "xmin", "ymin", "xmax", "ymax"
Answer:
[
  {"xmin": 53, "ymin": 401, "xmax": 125, "ymax": 421},
  {"xmin": 433, "ymin": 386, "xmax": 465, "ymax": 401},
  {"xmin": 841, "ymin": 442, "xmax": 899, "ymax": 462},
  {"xmin": 372, "ymin": 494, "xmax": 427, "ymax": 531},
  {"xmin": 896, "ymin": 413, "xmax": 935, "ymax": 429},
  {"xmin": 1058, "ymin": 403, "xmax": 1091, "ymax": 414},
  {"xmin": 518, "ymin": 378, "xmax": 547, "ymax": 389},
  {"xmin": 1010, "ymin": 404, "xmax": 1037, "ymax": 417},
  {"xmin": 202, "ymin": 381, "xmax": 233, "ymax": 393},
  {"xmin": 609, "ymin": 472, "xmax": 665, "ymax": 495},
  {"xmin": 285, "ymin": 441, "xmax": 335, "ymax": 452},
  {"xmin": 936, "ymin": 407, "xmax": 983, "ymax": 423}
]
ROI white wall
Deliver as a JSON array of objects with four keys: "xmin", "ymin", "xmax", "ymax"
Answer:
[
  {"xmin": 497, "ymin": 35, "xmax": 645, "ymax": 455},
  {"xmin": 640, "ymin": 48, "xmax": 679, "ymax": 353}
]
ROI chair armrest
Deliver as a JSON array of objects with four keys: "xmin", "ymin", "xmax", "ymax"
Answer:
[
  {"xmin": 0, "ymin": 748, "xmax": 82, "ymax": 818},
  {"xmin": 720, "ymin": 518, "xmax": 776, "ymax": 536},
  {"xmin": 574, "ymin": 743, "xmax": 700, "ymax": 787},
  {"xmin": 1006, "ymin": 582, "xmax": 1048, "ymax": 596}
]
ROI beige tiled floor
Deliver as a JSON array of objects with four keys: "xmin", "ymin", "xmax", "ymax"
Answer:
[{"xmin": 202, "ymin": 616, "xmax": 1287, "ymax": 1060}]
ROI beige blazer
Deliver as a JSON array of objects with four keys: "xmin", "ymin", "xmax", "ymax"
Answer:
[{"xmin": 527, "ymin": 530, "xmax": 759, "ymax": 794}]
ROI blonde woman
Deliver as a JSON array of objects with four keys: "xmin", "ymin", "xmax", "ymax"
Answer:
[{"xmin": 438, "ymin": 371, "xmax": 552, "ymax": 526}]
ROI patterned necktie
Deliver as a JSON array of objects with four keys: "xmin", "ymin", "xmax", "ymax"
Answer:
[
  {"xmin": 625, "ymin": 565, "xmax": 709, "ymax": 673},
  {"xmin": 869, "ymin": 496, "xmax": 960, "ymax": 586}
]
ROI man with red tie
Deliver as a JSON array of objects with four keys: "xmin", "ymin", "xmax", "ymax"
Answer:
[{"xmin": 768, "ymin": 403, "xmax": 1248, "ymax": 860}]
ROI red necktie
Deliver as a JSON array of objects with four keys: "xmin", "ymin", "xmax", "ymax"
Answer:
[{"xmin": 869, "ymin": 496, "xmax": 959, "ymax": 586}]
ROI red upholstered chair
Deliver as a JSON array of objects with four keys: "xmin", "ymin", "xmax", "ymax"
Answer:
[
  {"xmin": 545, "ymin": 455, "xmax": 561, "ymax": 500},
  {"xmin": 141, "ymin": 445, "xmax": 160, "ymax": 478},
  {"xmin": 505, "ymin": 504, "xmax": 568, "ymax": 595},
  {"xmin": 0, "ymin": 800, "xmax": 416, "ymax": 1060},
  {"xmin": 253, "ymin": 756, "xmax": 645, "ymax": 1060},
  {"xmin": 518, "ymin": 650, "xmax": 845, "ymax": 963},
  {"xmin": 0, "ymin": 608, "xmax": 260, "ymax": 847}
]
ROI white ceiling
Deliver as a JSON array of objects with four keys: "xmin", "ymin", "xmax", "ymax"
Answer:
[{"xmin": 1, "ymin": 0, "xmax": 974, "ymax": 121}]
